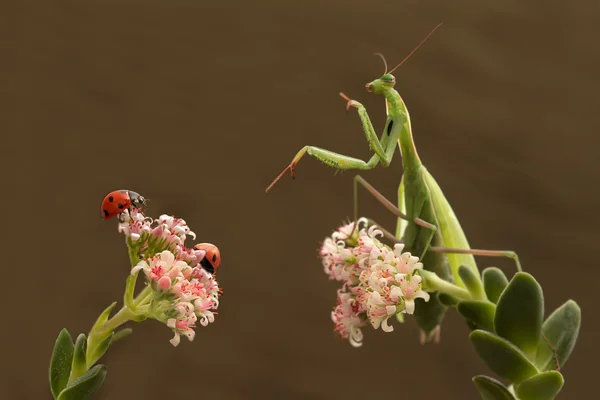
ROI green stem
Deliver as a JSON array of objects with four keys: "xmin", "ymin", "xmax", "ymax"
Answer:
[
  {"xmin": 127, "ymin": 240, "xmax": 139, "ymax": 268},
  {"xmin": 94, "ymin": 306, "xmax": 136, "ymax": 338},
  {"xmin": 420, "ymin": 270, "xmax": 471, "ymax": 300}
]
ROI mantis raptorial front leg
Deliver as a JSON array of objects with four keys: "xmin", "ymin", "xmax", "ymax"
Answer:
[
  {"xmin": 353, "ymin": 175, "xmax": 523, "ymax": 272},
  {"xmin": 265, "ymin": 94, "xmax": 400, "ymax": 193}
]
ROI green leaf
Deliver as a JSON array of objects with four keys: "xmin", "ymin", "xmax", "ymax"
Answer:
[
  {"xmin": 438, "ymin": 292, "xmax": 459, "ymax": 307},
  {"xmin": 536, "ymin": 300, "xmax": 581, "ymax": 371},
  {"xmin": 68, "ymin": 334, "xmax": 87, "ymax": 384},
  {"xmin": 90, "ymin": 302, "xmax": 116, "ymax": 333},
  {"xmin": 466, "ymin": 319, "xmax": 478, "ymax": 331},
  {"xmin": 470, "ymin": 330, "xmax": 539, "ymax": 384},
  {"xmin": 112, "ymin": 328, "xmax": 133, "ymax": 343},
  {"xmin": 495, "ymin": 272, "xmax": 543, "ymax": 360},
  {"xmin": 473, "ymin": 375, "xmax": 516, "ymax": 400},
  {"xmin": 458, "ymin": 265, "xmax": 486, "ymax": 300},
  {"xmin": 57, "ymin": 364, "xmax": 107, "ymax": 400},
  {"xmin": 458, "ymin": 300, "xmax": 496, "ymax": 332},
  {"xmin": 49, "ymin": 329, "xmax": 75, "ymax": 399},
  {"xmin": 413, "ymin": 292, "xmax": 447, "ymax": 340},
  {"xmin": 515, "ymin": 371, "xmax": 564, "ymax": 400},
  {"xmin": 87, "ymin": 332, "xmax": 113, "ymax": 368},
  {"xmin": 482, "ymin": 267, "xmax": 509, "ymax": 304}
]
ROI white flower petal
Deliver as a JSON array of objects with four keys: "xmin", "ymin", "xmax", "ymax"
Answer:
[
  {"xmin": 404, "ymin": 299, "xmax": 415, "ymax": 314},
  {"xmin": 381, "ymin": 317, "xmax": 394, "ymax": 332},
  {"xmin": 160, "ymin": 250, "xmax": 175, "ymax": 265},
  {"xmin": 415, "ymin": 290, "xmax": 430, "ymax": 302},
  {"xmin": 169, "ymin": 332, "xmax": 181, "ymax": 347}
]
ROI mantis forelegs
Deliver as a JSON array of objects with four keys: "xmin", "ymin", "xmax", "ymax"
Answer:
[{"xmin": 265, "ymin": 94, "xmax": 397, "ymax": 193}]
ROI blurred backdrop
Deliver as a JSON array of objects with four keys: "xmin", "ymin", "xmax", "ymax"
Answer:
[{"xmin": 1, "ymin": 0, "xmax": 598, "ymax": 398}]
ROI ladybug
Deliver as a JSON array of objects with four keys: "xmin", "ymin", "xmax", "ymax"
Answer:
[
  {"xmin": 194, "ymin": 243, "xmax": 221, "ymax": 275},
  {"xmin": 101, "ymin": 190, "xmax": 146, "ymax": 220}
]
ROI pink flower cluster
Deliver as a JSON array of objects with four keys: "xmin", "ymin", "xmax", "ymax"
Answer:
[
  {"xmin": 132, "ymin": 250, "xmax": 220, "ymax": 346},
  {"xmin": 118, "ymin": 209, "xmax": 207, "ymax": 268},
  {"xmin": 320, "ymin": 219, "xmax": 429, "ymax": 347}
]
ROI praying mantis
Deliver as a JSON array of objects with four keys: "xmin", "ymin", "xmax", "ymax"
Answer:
[{"xmin": 265, "ymin": 24, "xmax": 522, "ymax": 343}]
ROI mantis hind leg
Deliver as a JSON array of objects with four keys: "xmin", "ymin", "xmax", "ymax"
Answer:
[
  {"xmin": 369, "ymin": 221, "xmax": 522, "ymax": 273},
  {"xmin": 352, "ymin": 176, "xmax": 522, "ymax": 272}
]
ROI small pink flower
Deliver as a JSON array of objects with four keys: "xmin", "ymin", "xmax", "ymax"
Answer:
[
  {"xmin": 354, "ymin": 225, "xmax": 384, "ymax": 267},
  {"xmin": 167, "ymin": 316, "xmax": 196, "ymax": 347},
  {"xmin": 157, "ymin": 276, "xmax": 172, "ymax": 291},
  {"xmin": 331, "ymin": 289, "xmax": 366, "ymax": 347},
  {"xmin": 118, "ymin": 210, "xmax": 152, "ymax": 242},
  {"xmin": 396, "ymin": 274, "xmax": 429, "ymax": 315},
  {"xmin": 331, "ymin": 218, "xmax": 367, "ymax": 242}
]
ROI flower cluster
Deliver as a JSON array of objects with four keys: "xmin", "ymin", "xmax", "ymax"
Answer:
[
  {"xmin": 119, "ymin": 209, "xmax": 221, "ymax": 346},
  {"xmin": 118, "ymin": 209, "xmax": 207, "ymax": 268},
  {"xmin": 320, "ymin": 219, "xmax": 429, "ymax": 347},
  {"xmin": 132, "ymin": 250, "xmax": 220, "ymax": 346}
]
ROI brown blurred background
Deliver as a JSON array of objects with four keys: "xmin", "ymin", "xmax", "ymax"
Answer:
[{"xmin": 1, "ymin": 0, "xmax": 598, "ymax": 398}]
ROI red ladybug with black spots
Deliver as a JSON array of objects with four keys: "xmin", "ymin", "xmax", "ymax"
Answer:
[
  {"xmin": 194, "ymin": 243, "xmax": 221, "ymax": 275},
  {"xmin": 101, "ymin": 190, "xmax": 146, "ymax": 220}
]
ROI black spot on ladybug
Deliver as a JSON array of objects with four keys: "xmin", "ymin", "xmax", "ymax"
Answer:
[
  {"xmin": 103, "ymin": 210, "xmax": 109, "ymax": 217},
  {"xmin": 386, "ymin": 120, "xmax": 394, "ymax": 136},
  {"xmin": 200, "ymin": 258, "xmax": 215, "ymax": 274},
  {"xmin": 212, "ymin": 254, "xmax": 217, "ymax": 262},
  {"xmin": 108, "ymin": 196, "xmax": 114, "ymax": 202},
  {"xmin": 118, "ymin": 203, "xmax": 124, "ymax": 209}
]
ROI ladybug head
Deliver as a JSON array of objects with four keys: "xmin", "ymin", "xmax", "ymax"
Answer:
[
  {"xmin": 194, "ymin": 243, "xmax": 221, "ymax": 275},
  {"xmin": 127, "ymin": 190, "xmax": 146, "ymax": 209}
]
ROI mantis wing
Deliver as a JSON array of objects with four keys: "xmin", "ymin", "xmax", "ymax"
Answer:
[
  {"xmin": 421, "ymin": 167, "xmax": 478, "ymax": 285},
  {"xmin": 395, "ymin": 174, "xmax": 407, "ymax": 239}
]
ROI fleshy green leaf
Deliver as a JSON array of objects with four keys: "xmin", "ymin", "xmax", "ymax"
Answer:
[
  {"xmin": 458, "ymin": 265, "xmax": 486, "ymax": 300},
  {"xmin": 470, "ymin": 330, "xmax": 539, "ymax": 384},
  {"xmin": 495, "ymin": 272, "xmax": 543, "ymax": 360},
  {"xmin": 49, "ymin": 329, "xmax": 75, "ymax": 399},
  {"xmin": 87, "ymin": 332, "xmax": 113, "ymax": 368},
  {"xmin": 413, "ymin": 293, "xmax": 447, "ymax": 340},
  {"xmin": 473, "ymin": 375, "xmax": 516, "ymax": 400},
  {"xmin": 515, "ymin": 371, "xmax": 564, "ymax": 400},
  {"xmin": 458, "ymin": 300, "xmax": 496, "ymax": 332},
  {"xmin": 536, "ymin": 300, "xmax": 581, "ymax": 371},
  {"xmin": 112, "ymin": 328, "xmax": 133, "ymax": 343},
  {"xmin": 438, "ymin": 292, "xmax": 459, "ymax": 307},
  {"xmin": 466, "ymin": 319, "xmax": 478, "ymax": 331},
  {"xmin": 57, "ymin": 365, "xmax": 107, "ymax": 400},
  {"xmin": 90, "ymin": 302, "xmax": 116, "ymax": 333},
  {"xmin": 68, "ymin": 334, "xmax": 87, "ymax": 384},
  {"xmin": 482, "ymin": 267, "xmax": 509, "ymax": 304}
]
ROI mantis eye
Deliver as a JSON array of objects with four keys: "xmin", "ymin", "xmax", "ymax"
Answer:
[{"xmin": 381, "ymin": 74, "xmax": 395, "ymax": 83}]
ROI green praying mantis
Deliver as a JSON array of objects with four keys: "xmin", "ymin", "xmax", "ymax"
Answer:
[{"xmin": 265, "ymin": 24, "xmax": 523, "ymax": 343}]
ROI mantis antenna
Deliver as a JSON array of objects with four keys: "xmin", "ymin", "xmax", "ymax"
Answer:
[
  {"xmin": 373, "ymin": 53, "xmax": 388, "ymax": 75},
  {"xmin": 388, "ymin": 22, "xmax": 443, "ymax": 74}
]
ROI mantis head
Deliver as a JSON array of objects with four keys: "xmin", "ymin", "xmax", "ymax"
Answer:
[
  {"xmin": 366, "ymin": 23, "xmax": 442, "ymax": 96},
  {"xmin": 366, "ymin": 74, "xmax": 396, "ymax": 94}
]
